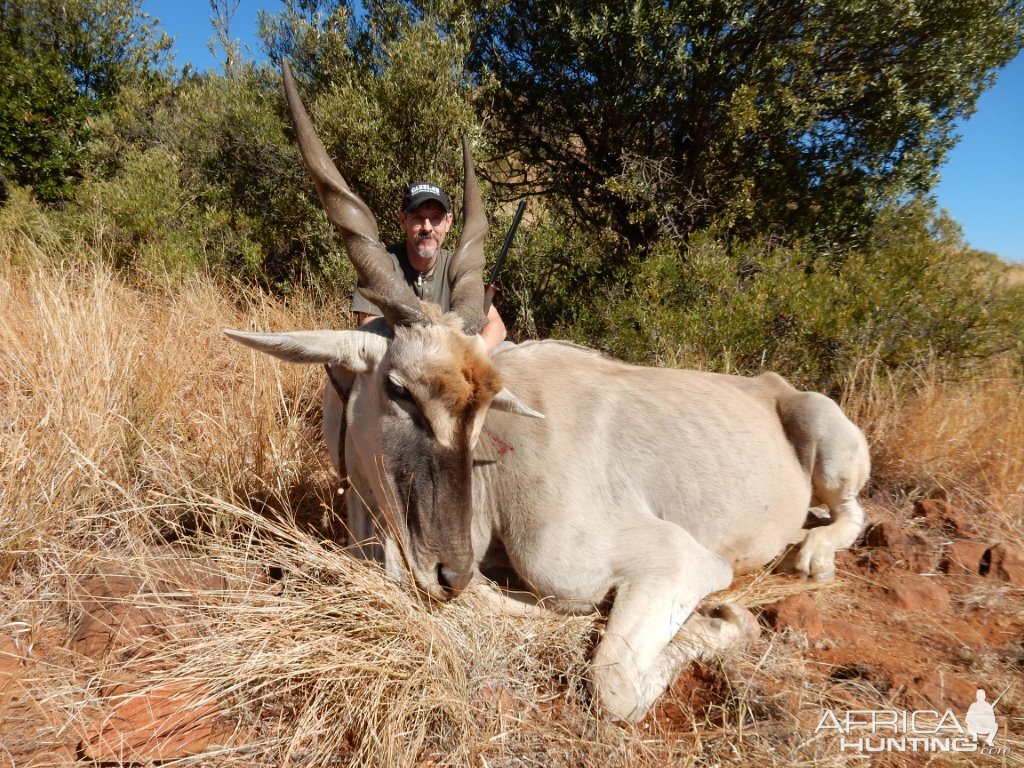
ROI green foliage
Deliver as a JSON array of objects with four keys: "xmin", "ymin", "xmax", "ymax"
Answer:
[
  {"xmin": 72, "ymin": 147, "xmax": 197, "ymax": 273},
  {"xmin": 66, "ymin": 64, "xmax": 353, "ymax": 292},
  {"xmin": 1, "ymin": 0, "xmax": 1021, "ymax": 397},
  {"xmin": 258, "ymin": 0, "xmax": 357, "ymax": 90},
  {"xmin": 171, "ymin": 71, "xmax": 330, "ymax": 285},
  {"xmin": 0, "ymin": 185, "xmax": 73, "ymax": 272},
  {"xmin": 260, "ymin": 0, "xmax": 480, "ymax": 244},
  {"xmin": 451, "ymin": 0, "xmax": 1022, "ymax": 250},
  {"xmin": 561, "ymin": 202, "xmax": 1024, "ymax": 392},
  {"xmin": 489, "ymin": 215, "xmax": 597, "ymax": 341},
  {"xmin": 69, "ymin": 146, "xmax": 266, "ymax": 276},
  {"xmin": 0, "ymin": 0, "xmax": 171, "ymax": 201}
]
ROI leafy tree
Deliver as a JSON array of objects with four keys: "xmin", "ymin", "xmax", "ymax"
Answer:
[
  {"xmin": 0, "ymin": 0, "xmax": 171, "ymax": 201},
  {"xmin": 259, "ymin": 0, "xmax": 481, "ymax": 245},
  {"xmin": 444, "ymin": 0, "xmax": 1022, "ymax": 251},
  {"xmin": 258, "ymin": 0, "xmax": 357, "ymax": 92},
  {"xmin": 180, "ymin": 69, "xmax": 344, "ymax": 287}
]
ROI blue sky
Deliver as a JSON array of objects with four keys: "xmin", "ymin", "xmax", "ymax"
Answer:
[
  {"xmin": 933, "ymin": 55, "xmax": 1023, "ymax": 262},
  {"xmin": 144, "ymin": 1, "xmax": 1024, "ymax": 263}
]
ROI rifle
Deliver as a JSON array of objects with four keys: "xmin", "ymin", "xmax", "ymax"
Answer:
[{"xmin": 483, "ymin": 199, "xmax": 526, "ymax": 313}]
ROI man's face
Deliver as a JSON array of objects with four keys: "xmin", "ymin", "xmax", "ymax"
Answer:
[{"xmin": 399, "ymin": 202, "xmax": 453, "ymax": 263}]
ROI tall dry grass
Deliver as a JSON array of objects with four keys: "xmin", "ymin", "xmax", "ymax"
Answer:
[
  {"xmin": 0, "ymin": 263, "xmax": 329, "ymax": 569},
  {"xmin": 843, "ymin": 360, "xmax": 1024, "ymax": 534},
  {"xmin": 2, "ymin": 208, "xmax": 1022, "ymax": 766}
]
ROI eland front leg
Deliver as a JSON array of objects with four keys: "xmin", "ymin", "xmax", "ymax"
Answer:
[{"xmin": 588, "ymin": 519, "xmax": 755, "ymax": 723}]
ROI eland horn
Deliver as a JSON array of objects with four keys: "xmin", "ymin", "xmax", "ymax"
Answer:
[
  {"xmin": 281, "ymin": 58, "xmax": 427, "ymax": 328},
  {"xmin": 448, "ymin": 135, "xmax": 489, "ymax": 335}
]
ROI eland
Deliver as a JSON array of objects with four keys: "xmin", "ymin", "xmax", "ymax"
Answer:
[{"xmin": 225, "ymin": 61, "xmax": 871, "ymax": 723}]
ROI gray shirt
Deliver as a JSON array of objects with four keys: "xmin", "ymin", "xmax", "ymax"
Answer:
[{"xmin": 350, "ymin": 242, "xmax": 453, "ymax": 316}]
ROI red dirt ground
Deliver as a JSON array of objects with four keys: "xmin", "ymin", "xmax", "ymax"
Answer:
[
  {"xmin": 649, "ymin": 497, "xmax": 1024, "ymax": 763},
  {"xmin": 2, "ymin": 497, "xmax": 1021, "ymax": 765}
]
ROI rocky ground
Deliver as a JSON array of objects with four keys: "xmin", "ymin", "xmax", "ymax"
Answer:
[{"xmin": 653, "ymin": 498, "xmax": 1024, "ymax": 765}]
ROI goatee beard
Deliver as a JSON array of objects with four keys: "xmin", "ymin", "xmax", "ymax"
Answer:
[{"xmin": 415, "ymin": 236, "xmax": 439, "ymax": 261}]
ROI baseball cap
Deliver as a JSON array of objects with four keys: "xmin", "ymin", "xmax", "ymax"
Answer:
[{"xmin": 402, "ymin": 182, "xmax": 450, "ymax": 213}]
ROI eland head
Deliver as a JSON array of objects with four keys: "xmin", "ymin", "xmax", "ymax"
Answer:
[{"xmin": 225, "ymin": 61, "xmax": 541, "ymax": 600}]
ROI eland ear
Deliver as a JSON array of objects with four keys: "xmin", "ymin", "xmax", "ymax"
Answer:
[
  {"xmin": 224, "ymin": 329, "xmax": 389, "ymax": 373},
  {"xmin": 469, "ymin": 388, "xmax": 543, "ymax": 450},
  {"xmin": 490, "ymin": 388, "xmax": 545, "ymax": 419}
]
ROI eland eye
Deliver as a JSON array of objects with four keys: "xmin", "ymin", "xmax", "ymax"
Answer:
[{"xmin": 386, "ymin": 375, "xmax": 412, "ymax": 402}]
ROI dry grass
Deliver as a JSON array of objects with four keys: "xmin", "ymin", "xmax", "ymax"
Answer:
[
  {"xmin": 1003, "ymin": 263, "xmax": 1024, "ymax": 289},
  {"xmin": 2, "ymin": 215, "xmax": 1023, "ymax": 766},
  {"xmin": 843, "ymin": 359, "xmax": 1024, "ymax": 535}
]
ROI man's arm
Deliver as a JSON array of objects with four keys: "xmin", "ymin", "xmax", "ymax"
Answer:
[{"xmin": 480, "ymin": 304, "xmax": 507, "ymax": 353}]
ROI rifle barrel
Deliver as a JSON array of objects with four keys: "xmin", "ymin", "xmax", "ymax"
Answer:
[{"xmin": 488, "ymin": 200, "xmax": 527, "ymax": 286}]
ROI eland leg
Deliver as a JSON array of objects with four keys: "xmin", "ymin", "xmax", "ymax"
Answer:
[
  {"xmin": 343, "ymin": 493, "xmax": 386, "ymax": 563},
  {"xmin": 785, "ymin": 393, "xmax": 870, "ymax": 580},
  {"xmin": 794, "ymin": 431, "xmax": 870, "ymax": 579},
  {"xmin": 589, "ymin": 520, "xmax": 753, "ymax": 723},
  {"xmin": 795, "ymin": 491, "xmax": 865, "ymax": 580},
  {"xmin": 323, "ymin": 374, "xmax": 388, "ymax": 562},
  {"xmin": 464, "ymin": 576, "xmax": 561, "ymax": 618}
]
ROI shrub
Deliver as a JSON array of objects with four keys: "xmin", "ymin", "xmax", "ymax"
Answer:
[{"xmin": 553, "ymin": 202, "xmax": 1024, "ymax": 392}]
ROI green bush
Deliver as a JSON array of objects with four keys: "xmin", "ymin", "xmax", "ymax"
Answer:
[
  {"xmin": 0, "ymin": 185, "xmax": 73, "ymax": 271},
  {"xmin": 71, "ymin": 147, "xmax": 200, "ymax": 274},
  {"xmin": 550, "ymin": 202, "xmax": 1024, "ymax": 392},
  {"xmin": 305, "ymin": 20, "xmax": 480, "ymax": 244},
  {"xmin": 170, "ymin": 72, "xmax": 340, "ymax": 288},
  {"xmin": 0, "ymin": 0, "xmax": 172, "ymax": 202}
]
